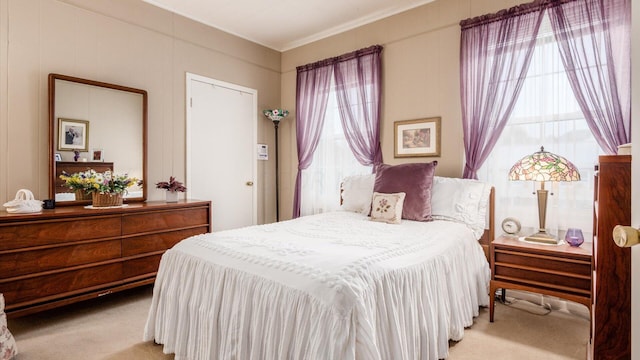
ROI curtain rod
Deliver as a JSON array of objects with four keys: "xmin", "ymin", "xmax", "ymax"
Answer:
[
  {"xmin": 296, "ymin": 45, "xmax": 383, "ymax": 72},
  {"xmin": 460, "ymin": 0, "xmax": 576, "ymax": 30}
]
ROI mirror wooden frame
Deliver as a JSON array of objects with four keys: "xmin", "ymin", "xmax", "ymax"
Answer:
[{"xmin": 48, "ymin": 73, "xmax": 148, "ymax": 206}]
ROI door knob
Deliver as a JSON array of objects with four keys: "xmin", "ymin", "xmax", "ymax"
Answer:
[
  {"xmin": 246, "ymin": 181, "xmax": 254, "ymax": 186},
  {"xmin": 612, "ymin": 225, "xmax": 640, "ymax": 248}
]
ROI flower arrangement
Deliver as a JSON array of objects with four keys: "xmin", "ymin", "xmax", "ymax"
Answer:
[
  {"xmin": 60, "ymin": 169, "xmax": 139, "ymax": 195},
  {"xmin": 155, "ymin": 176, "xmax": 186, "ymax": 193}
]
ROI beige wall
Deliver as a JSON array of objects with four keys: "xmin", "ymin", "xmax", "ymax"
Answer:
[
  {"xmin": 279, "ymin": 0, "xmax": 531, "ymax": 220},
  {"xmin": 0, "ymin": 0, "xmax": 546, "ymax": 223},
  {"xmin": 0, "ymin": 0, "xmax": 281, "ymax": 224}
]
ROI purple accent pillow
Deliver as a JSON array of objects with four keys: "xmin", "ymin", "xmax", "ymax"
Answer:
[{"xmin": 373, "ymin": 162, "xmax": 438, "ymax": 221}]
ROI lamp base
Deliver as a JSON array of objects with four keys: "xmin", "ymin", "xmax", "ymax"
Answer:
[{"xmin": 524, "ymin": 231, "xmax": 559, "ymax": 245}]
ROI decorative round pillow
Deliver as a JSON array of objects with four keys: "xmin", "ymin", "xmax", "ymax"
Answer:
[{"xmin": 0, "ymin": 294, "xmax": 18, "ymax": 360}]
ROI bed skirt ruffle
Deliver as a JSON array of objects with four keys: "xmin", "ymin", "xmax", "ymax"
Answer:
[{"xmin": 144, "ymin": 234, "xmax": 489, "ymax": 359}]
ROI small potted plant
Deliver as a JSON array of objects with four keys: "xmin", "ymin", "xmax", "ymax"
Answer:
[{"xmin": 155, "ymin": 176, "xmax": 186, "ymax": 202}]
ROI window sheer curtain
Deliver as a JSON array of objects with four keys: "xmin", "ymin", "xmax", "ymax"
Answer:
[
  {"xmin": 293, "ymin": 64, "xmax": 333, "ymax": 219},
  {"xmin": 465, "ymin": 0, "xmax": 630, "ymax": 234},
  {"xmin": 300, "ymin": 90, "xmax": 372, "ymax": 216},
  {"xmin": 294, "ymin": 46, "xmax": 383, "ymax": 218},
  {"xmin": 477, "ymin": 14, "xmax": 602, "ymax": 236},
  {"xmin": 547, "ymin": 0, "xmax": 631, "ymax": 154},
  {"xmin": 460, "ymin": 4, "xmax": 544, "ymax": 179},
  {"xmin": 334, "ymin": 47, "xmax": 383, "ymax": 167}
]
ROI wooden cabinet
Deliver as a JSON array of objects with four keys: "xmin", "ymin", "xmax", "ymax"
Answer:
[
  {"xmin": 489, "ymin": 235, "xmax": 592, "ymax": 322},
  {"xmin": 590, "ymin": 155, "xmax": 631, "ymax": 359},
  {"xmin": 0, "ymin": 200, "xmax": 211, "ymax": 317}
]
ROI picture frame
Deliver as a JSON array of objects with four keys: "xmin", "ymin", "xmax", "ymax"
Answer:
[
  {"xmin": 54, "ymin": 153, "xmax": 62, "ymax": 162},
  {"xmin": 92, "ymin": 149, "xmax": 104, "ymax": 162},
  {"xmin": 58, "ymin": 118, "xmax": 89, "ymax": 151},
  {"xmin": 394, "ymin": 117, "xmax": 441, "ymax": 158}
]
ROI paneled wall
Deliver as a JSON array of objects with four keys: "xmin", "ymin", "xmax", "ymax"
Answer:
[
  {"xmin": 0, "ymin": 0, "xmax": 543, "ymax": 224},
  {"xmin": 0, "ymin": 0, "xmax": 281, "ymax": 224}
]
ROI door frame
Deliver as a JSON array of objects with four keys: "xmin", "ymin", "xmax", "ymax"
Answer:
[{"xmin": 185, "ymin": 72, "xmax": 258, "ymax": 227}]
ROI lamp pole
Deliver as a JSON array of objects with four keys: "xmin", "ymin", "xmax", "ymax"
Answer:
[
  {"xmin": 273, "ymin": 119, "xmax": 280, "ymax": 222},
  {"xmin": 263, "ymin": 109, "xmax": 288, "ymax": 223}
]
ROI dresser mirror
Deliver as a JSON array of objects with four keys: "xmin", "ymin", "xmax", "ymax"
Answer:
[{"xmin": 48, "ymin": 73, "xmax": 147, "ymax": 206}]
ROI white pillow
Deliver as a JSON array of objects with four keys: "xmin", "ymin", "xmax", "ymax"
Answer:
[
  {"xmin": 340, "ymin": 174, "xmax": 375, "ymax": 214},
  {"xmin": 431, "ymin": 176, "xmax": 492, "ymax": 238},
  {"xmin": 370, "ymin": 192, "xmax": 406, "ymax": 224}
]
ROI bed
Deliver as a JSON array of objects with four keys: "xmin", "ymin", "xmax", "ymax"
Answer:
[{"xmin": 144, "ymin": 162, "xmax": 494, "ymax": 360}]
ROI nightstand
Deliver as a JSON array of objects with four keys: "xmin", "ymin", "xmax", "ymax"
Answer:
[{"xmin": 489, "ymin": 235, "xmax": 592, "ymax": 322}]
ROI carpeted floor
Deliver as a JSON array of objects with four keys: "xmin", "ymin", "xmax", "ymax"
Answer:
[{"xmin": 7, "ymin": 285, "xmax": 589, "ymax": 359}]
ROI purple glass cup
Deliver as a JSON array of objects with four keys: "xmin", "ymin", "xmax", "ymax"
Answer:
[{"xmin": 565, "ymin": 228, "xmax": 584, "ymax": 247}]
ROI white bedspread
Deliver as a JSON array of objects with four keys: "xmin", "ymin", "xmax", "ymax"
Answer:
[{"xmin": 144, "ymin": 211, "xmax": 490, "ymax": 360}]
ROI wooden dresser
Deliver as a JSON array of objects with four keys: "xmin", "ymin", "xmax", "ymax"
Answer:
[
  {"xmin": 0, "ymin": 200, "xmax": 211, "ymax": 317},
  {"xmin": 590, "ymin": 155, "xmax": 631, "ymax": 359}
]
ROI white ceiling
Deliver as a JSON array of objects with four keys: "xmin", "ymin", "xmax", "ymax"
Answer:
[{"xmin": 142, "ymin": 0, "xmax": 436, "ymax": 51}]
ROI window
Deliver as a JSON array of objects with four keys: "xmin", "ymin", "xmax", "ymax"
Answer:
[
  {"xmin": 300, "ymin": 79, "xmax": 371, "ymax": 216},
  {"xmin": 294, "ymin": 45, "xmax": 382, "ymax": 218},
  {"xmin": 477, "ymin": 14, "xmax": 602, "ymax": 236}
]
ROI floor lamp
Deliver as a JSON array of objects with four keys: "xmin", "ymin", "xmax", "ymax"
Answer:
[
  {"xmin": 508, "ymin": 146, "xmax": 581, "ymax": 244},
  {"xmin": 263, "ymin": 109, "xmax": 289, "ymax": 222}
]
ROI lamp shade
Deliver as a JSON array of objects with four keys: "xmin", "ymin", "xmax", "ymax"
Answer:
[
  {"xmin": 263, "ymin": 109, "xmax": 289, "ymax": 122},
  {"xmin": 509, "ymin": 146, "xmax": 581, "ymax": 182}
]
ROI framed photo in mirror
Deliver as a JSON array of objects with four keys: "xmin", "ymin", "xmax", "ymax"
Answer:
[
  {"xmin": 92, "ymin": 149, "xmax": 104, "ymax": 162},
  {"xmin": 58, "ymin": 118, "xmax": 89, "ymax": 151}
]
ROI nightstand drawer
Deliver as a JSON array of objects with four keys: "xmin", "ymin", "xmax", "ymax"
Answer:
[
  {"xmin": 493, "ymin": 264, "xmax": 591, "ymax": 295},
  {"xmin": 494, "ymin": 250, "xmax": 591, "ymax": 277}
]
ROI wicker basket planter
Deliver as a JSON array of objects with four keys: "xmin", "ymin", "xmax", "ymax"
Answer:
[
  {"xmin": 91, "ymin": 192, "xmax": 123, "ymax": 207},
  {"xmin": 75, "ymin": 190, "xmax": 92, "ymax": 201}
]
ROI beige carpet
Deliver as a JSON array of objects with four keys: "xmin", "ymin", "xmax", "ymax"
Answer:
[{"xmin": 7, "ymin": 286, "xmax": 589, "ymax": 359}]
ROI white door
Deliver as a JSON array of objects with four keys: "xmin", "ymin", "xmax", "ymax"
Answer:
[{"xmin": 186, "ymin": 73, "xmax": 257, "ymax": 231}]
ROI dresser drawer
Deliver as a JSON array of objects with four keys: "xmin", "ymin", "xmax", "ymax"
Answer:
[
  {"xmin": 1, "ymin": 262, "xmax": 123, "ymax": 307},
  {"xmin": 122, "ymin": 207, "xmax": 209, "ymax": 235},
  {"xmin": 0, "ymin": 240, "xmax": 121, "ymax": 277},
  {"xmin": 0, "ymin": 217, "xmax": 121, "ymax": 250},
  {"xmin": 122, "ymin": 227, "xmax": 207, "ymax": 256},
  {"xmin": 123, "ymin": 254, "xmax": 162, "ymax": 279}
]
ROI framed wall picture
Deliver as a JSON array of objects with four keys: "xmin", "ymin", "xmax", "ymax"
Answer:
[
  {"xmin": 394, "ymin": 117, "xmax": 441, "ymax": 158},
  {"xmin": 92, "ymin": 149, "xmax": 104, "ymax": 162},
  {"xmin": 58, "ymin": 118, "xmax": 89, "ymax": 151}
]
